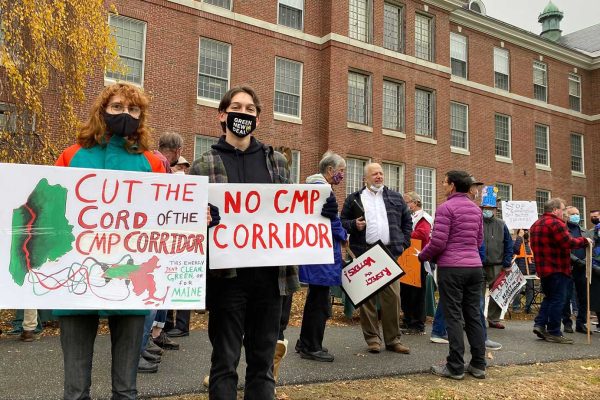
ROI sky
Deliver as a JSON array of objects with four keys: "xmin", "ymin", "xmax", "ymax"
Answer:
[{"xmin": 482, "ymin": 0, "xmax": 600, "ymax": 35}]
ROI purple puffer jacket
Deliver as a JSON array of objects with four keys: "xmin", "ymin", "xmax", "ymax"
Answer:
[{"xmin": 418, "ymin": 192, "xmax": 483, "ymax": 268}]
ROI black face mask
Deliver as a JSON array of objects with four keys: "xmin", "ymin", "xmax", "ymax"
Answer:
[
  {"xmin": 592, "ymin": 217, "xmax": 600, "ymax": 225},
  {"xmin": 103, "ymin": 112, "xmax": 140, "ymax": 138},
  {"xmin": 226, "ymin": 112, "xmax": 256, "ymax": 138}
]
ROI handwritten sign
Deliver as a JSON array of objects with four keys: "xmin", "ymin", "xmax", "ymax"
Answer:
[
  {"xmin": 489, "ymin": 263, "xmax": 526, "ymax": 312},
  {"xmin": 481, "ymin": 186, "xmax": 498, "ymax": 207},
  {"xmin": 0, "ymin": 163, "xmax": 208, "ymax": 309},
  {"xmin": 341, "ymin": 242, "xmax": 405, "ymax": 307},
  {"xmin": 398, "ymin": 239, "xmax": 422, "ymax": 287},
  {"xmin": 208, "ymin": 184, "xmax": 333, "ymax": 269},
  {"xmin": 501, "ymin": 201, "xmax": 538, "ymax": 230}
]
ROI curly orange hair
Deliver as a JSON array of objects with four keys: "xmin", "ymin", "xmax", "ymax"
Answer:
[{"xmin": 77, "ymin": 83, "xmax": 152, "ymax": 153}]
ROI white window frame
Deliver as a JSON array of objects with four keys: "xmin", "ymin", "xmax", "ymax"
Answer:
[
  {"xmin": 414, "ymin": 166, "xmax": 436, "ymax": 215},
  {"xmin": 105, "ymin": 15, "xmax": 147, "ymax": 86},
  {"xmin": 382, "ymin": 162, "xmax": 404, "ymax": 194},
  {"xmin": 495, "ymin": 183, "xmax": 512, "ymax": 202},
  {"xmin": 494, "ymin": 113, "xmax": 511, "ymax": 160},
  {"xmin": 194, "ymin": 134, "xmax": 219, "ymax": 160},
  {"xmin": 345, "ymin": 157, "xmax": 370, "ymax": 195},
  {"xmin": 383, "ymin": 2, "xmax": 403, "ymax": 53},
  {"xmin": 278, "ymin": 0, "xmax": 304, "ymax": 31},
  {"xmin": 533, "ymin": 61, "xmax": 548, "ymax": 102},
  {"xmin": 570, "ymin": 133, "xmax": 585, "ymax": 174},
  {"xmin": 450, "ymin": 32, "xmax": 467, "ymax": 78},
  {"xmin": 197, "ymin": 38, "xmax": 231, "ymax": 104},
  {"xmin": 535, "ymin": 189, "xmax": 551, "ymax": 216},
  {"xmin": 203, "ymin": 0, "xmax": 232, "ymax": 10},
  {"xmin": 493, "ymin": 47, "xmax": 509, "ymax": 91},
  {"xmin": 290, "ymin": 150, "xmax": 301, "ymax": 184},
  {"xmin": 382, "ymin": 79, "xmax": 405, "ymax": 132},
  {"xmin": 349, "ymin": 0, "xmax": 372, "ymax": 43},
  {"xmin": 415, "ymin": 13, "xmax": 434, "ymax": 61},
  {"xmin": 415, "ymin": 88, "xmax": 435, "ymax": 138},
  {"xmin": 569, "ymin": 73, "xmax": 581, "ymax": 112},
  {"xmin": 274, "ymin": 57, "xmax": 303, "ymax": 118},
  {"xmin": 348, "ymin": 70, "xmax": 371, "ymax": 126},
  {"xmin": 450, "ymin": 101, "xmax": 468, "ymax": 151},
  {"xmin": 534, "ymin": 124, "xmax": 550, "ymax": 168}
]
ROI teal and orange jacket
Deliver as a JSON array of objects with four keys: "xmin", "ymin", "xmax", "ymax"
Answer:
[{"xmin": 54, "ymin": 135, "xmax": 165, "ymax": 317}]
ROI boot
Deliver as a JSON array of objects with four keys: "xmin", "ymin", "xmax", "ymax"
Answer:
[{"xmin": 273, "ymin": 339, "xmax": 288, "ymax": 382}]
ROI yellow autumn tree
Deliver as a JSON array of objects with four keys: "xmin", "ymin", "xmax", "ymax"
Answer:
[{"xmin": 0, "ymin": 0, "xmax": 122, "ymax": 164}]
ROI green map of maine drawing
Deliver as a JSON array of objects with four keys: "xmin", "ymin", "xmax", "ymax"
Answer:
[{"xmin": 9, "ymin": 178, "xmax": 74, "ymax": 286}]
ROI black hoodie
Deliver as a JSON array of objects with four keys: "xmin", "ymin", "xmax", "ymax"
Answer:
[{"xmin": 211, "ymin": 136, "xmax": 271, "ymax": 183}]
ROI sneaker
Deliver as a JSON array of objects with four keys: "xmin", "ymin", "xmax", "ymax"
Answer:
[
  {"xmin": 466, "ymin": 364, "xmax": 486, "ymax": 379},
  {"xmin": 153, "ymin": 331, "xmax": 180, "ymax": 350},
  {"xmin": 544, "ymin": 334, "xmax": 574, "ymax": 344},
  {"xmin": 488, "ymin": 321, "xmax": 505, "ymax": 329},
  {"xmin": 533, "ymin": 325, "xmax": 547, "ymax": 339},
  {"xmin": 146, "ymin": 339, "xmax": 164, "ymax": 356},
  {"xmin": 19, "ymin": 330, "xmax": 40, "ymax": 342},
  {"xmin": 431, "ymin": 364, "xmax": 464, "ymax": 380},
  {"xmin": 430, "ymin": 335, "xmax": 449, "ymax": 344},
  {"xmin": 563, "ymin": 326, "xmax": 574, "ymax": 334},
  {"xmin": 485, "ymin": 339, "xmax": 502, "ymax": 351}
]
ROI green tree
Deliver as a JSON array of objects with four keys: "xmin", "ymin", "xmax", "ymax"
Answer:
[{"xmin": 0, "ymin": 0, "xmax": 122, "ymax": 164}]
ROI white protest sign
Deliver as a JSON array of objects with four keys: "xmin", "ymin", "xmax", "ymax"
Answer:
[
  {"xmin": 341, "ymin": 242, "xmax": 405, "ymax": 307},
  {"xmin": 208, "ymin": 184, "xmax": 334, "ymax": 269},
  {"xmin": 489, "ymin": 263, "xmax": 526, "ymax": 312},
  {"xmin": 501, "ymin": 201, "xmax": 538, "ymax": 230},
  {"xmin": 0, "ymin": 164, "xmax": 208, "ymax": 309}
]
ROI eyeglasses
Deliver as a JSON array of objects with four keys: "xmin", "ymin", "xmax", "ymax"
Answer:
[{"xmin": 106, "ymin": 102, "xmax": 142, "ymax": 118}]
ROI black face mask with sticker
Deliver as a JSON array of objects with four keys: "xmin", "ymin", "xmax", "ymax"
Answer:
[
  {"xmin": 226, "ymin": 112, "xmax": 256, "ymax": 138},
  {"xmin": 103, "ymin": 112, "xmax": 140, "ymax": 138}
]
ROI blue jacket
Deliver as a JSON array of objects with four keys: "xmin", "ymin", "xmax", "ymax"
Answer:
[{"xmin": 299, "ymin": 174, "xmax": 347, "ymax": 286}]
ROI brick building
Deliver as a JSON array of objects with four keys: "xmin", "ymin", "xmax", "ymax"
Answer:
[{"xmin": 5, "ymin": 0, "xmax": 599, "ymax": 224}]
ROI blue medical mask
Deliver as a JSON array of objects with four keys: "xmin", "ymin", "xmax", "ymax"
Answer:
[
  {"xmin": 482, "ymin": 210, "xmax": 494, "ymax": 219},
  {"xmin": 569, "ymin": 214, "xmax": 581, "ymax": 225}
]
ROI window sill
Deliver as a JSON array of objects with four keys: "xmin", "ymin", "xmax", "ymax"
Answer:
[
  {"xmin": 197, "ymin": 97, "xmax": 220, "ymax": 109},
  {"xmin": 347, "ymin": 122, "xmax": 373, "ymax": 133},
  {"xmin": 274, "ymin": 113, "xmax": 302, "ymax": 125},
  {"xmin": 382, "ymin": 129, "xmax": 406, "ymax": 138},
  {"xmin": 415, "ymin": 135, "xmax": 437, "ymax": 145},
  {"xmin": 495, "ymin": 156, "xmax": 512, "ymax": 164},
  {"xmin": 571, "ymin": 171, "xmax": 586, "ymax": 178},
  {"xmin": 536, "ymin": 164, "xmax": 552, "ymax": 172},
  {"xmin": 450, "ymin": 146, "xmax": 470, "ymax": 155}
]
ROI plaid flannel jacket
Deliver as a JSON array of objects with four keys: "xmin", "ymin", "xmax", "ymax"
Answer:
[
  {"xmin": 189, "ymin": 140, "xmax": 300, "ymax": 296},
  {"xmin": 530, "ymin": 212, "xmax": 588, "ymax": 278}
]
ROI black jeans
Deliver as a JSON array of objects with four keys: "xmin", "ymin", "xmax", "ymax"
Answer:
[
  {"xmin": 278, "ymin": 293, "xmax": 294, "ymax": 341},
  {"xmin": 400, "ymin": 264, "xmax": 426, "ymax": 331},
  {"xmin": 298, "ymin": 285, "xmax": 331, "ymax": 351},
  {"xmin": 207, "ymin": 267, "xmax": 281, "ymax": 400},
  {"xmin": 438, "ymin": 267, "xmax": 486, "ymax": 375},
  {"xmin": 562, "ymin": 267, "xmax": 588, "ymax": 328},
  {"xmin": 59, "ymin": 315, "xmax": 144, "ymax": 400},
  {"xmin": 165, "ymin": 310, "xmax": 191, "ymax": 332}
]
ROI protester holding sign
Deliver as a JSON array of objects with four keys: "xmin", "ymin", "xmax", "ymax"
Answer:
[
  {"xmin": 55, "ymin": 83, "xmax": 166, "ymax": 399},
  {"xmin": 296, "ymin": 151, "xmax": 348, "ymax": 362},
  {"xmin": 418, "ymin": 170, "xmax": 486, "ymax": 380},
  {"xmin": 189, "ymin": 86, "xmax": 331, "ymax": 400},
  {"xmin": 340, "ymin": 163, "xmax": 412, "ymax": 355},
  {"xmin": 512, "ymin": 229, "xmax": 536, "ymax": 314}
]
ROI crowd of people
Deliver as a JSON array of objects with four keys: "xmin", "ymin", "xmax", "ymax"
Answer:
[{"xmin": 2, "ymin": 82, "xmax": 600, "ymax": 399}]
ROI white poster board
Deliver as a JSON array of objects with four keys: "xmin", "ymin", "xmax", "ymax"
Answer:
[
  {"xmin": 341, "ymin": 242, "xmax": 405, "ymax": 307},
  {"xmin": 489, "ymin": 263, "xmax": 526, "ymax": 312},
  {"xmin": 0, "ymin": 164, "xmax": 208, "ymax": 309},
  {"xmin": 208, "ymin": 184, "xmax": 334, "ymax": 269},
  {"xmin": 501, "ymin": 201, "xmax": 538, "ymax": 230}
]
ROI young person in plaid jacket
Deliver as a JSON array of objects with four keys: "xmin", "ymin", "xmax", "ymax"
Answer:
[{"xmin": 530, "ymin": 198, "xmax": 592, "ymax": 344}]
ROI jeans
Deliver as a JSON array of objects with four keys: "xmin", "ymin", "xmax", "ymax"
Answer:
[
  {"xmin": 563, "ymin": 267, "xmax": 588, "ymax": 328},
  {"xmin": 207, "ymin": 267, "xmax": 281, "ymax": 400},
  {"xmin": 141, "ymin": 310, "xmax": 157, "ymax": 353},
  {"xmin": 431, "ymin": 293, "xmax": 488, "ymax": 341},
  {"xmin": 165, "ymin": 309, "xmax": 191, "ymax": 332},
  {"xmin": 535, "ymin": 273, "xmax": 570, "ymax": 336},
  {"xmin": 60, "ymin": 315, "xmax": 144, "ymax": 400},
  {"xmin": 512, "ymin": 279, "xmax": 535, "ymax": 311},
  {"xmin": 298, "ymin": 285, "xmax": 331, "ymax": 351},
  {"xmin": 438, "ymin": 267, "xmax": 486, "ymax": 375}
]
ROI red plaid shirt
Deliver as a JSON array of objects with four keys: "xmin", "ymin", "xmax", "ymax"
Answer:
[{"xmin": 530, "ymin": 212, "xmax": 588, "ymax": 278}]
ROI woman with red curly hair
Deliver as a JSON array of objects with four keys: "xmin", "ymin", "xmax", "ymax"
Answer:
[{"xmin": 55, "ymin": 83, "xmax": 165, "ymax": 400}]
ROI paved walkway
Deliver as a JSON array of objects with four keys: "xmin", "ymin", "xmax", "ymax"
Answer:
[{"xmin": 0, "ymin": 320, "xmax": 599, "ymax": 399}]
